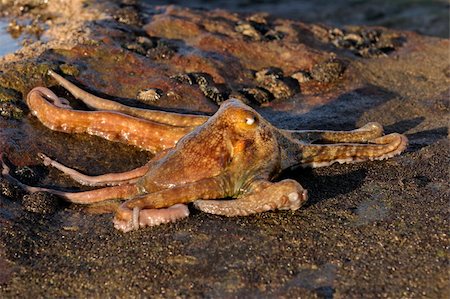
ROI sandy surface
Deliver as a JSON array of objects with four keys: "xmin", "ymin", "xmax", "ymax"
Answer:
[{"xmin": 0, "ymin": 0, "xmax": 448, "ymax": 298}]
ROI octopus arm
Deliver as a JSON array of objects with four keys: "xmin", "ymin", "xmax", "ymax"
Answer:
[
  {"xmin": 49, "ymin": 70, "xmax": 208, "ymax": 127},
  {"xmin": 1, "ymin": 156, "xmax": 140, "ymax": 204},
  {"xmin": 26, "ymin": 87, "xmax": 190, "ymax": 153},
  {"xmin": 284, "ymin": 122, "xmax": 384, "ymax": 143},
  {"xmin": 113, "ymin": 176, "xmax": 230, "ymax": 231},
  {"xmin": 299, "ymin": 133, "xmax": 408, "ymax": 168},
  {"xmin": 38, "ymin": 153, "xmax": 151, "ymax": 186},
  {"xmin": 194, "ymin": 179, "xmax": 307, "ymax": 216}
]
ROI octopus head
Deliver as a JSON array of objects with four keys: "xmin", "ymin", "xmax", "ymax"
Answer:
[{"xmin": 216, "ymin": 99, "xmax": 280, "ymax": 166}]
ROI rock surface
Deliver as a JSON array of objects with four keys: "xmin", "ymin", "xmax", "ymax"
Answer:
[{"xmin": 0, "ymin": 0, "xmax": 448, "ymax": 297}]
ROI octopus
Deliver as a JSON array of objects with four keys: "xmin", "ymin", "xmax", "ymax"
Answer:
[{"xmin": 1, "ymin": 70, "xmax": 408, "ymax": 232}]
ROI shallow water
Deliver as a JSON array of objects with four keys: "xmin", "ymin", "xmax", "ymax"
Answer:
[{"xmin": 0, "ymin": 20, "xmax": 22, "ymax": 57}]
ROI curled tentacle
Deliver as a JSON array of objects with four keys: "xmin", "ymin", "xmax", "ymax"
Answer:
[
  {"xmin": 29, "ymin": 86, "xmax": 72, "ymax": 109},
  {"xmin": 194, "ymin": 179, "xmax": 308, "ymax": 216},
  {"xmin": 113, "ymin": 203, "xmax": 190, "ymax": 232}
]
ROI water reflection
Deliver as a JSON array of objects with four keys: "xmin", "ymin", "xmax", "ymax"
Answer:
[{"xmin": 0, "ymin": 20, "xmax": 22, "ymax": 57}]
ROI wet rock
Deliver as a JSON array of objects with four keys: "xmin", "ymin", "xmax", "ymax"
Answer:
[
  {"xmin": 191, "ymin": 73, "xmax": 231, "ymax": 105},
  {"xmin": 201, "ymin": 85, "xmax": 230, "ymax": 105},
  {"xmin": 130, "ymin": 35, "xmax": 157, "ymax": 56},
  {"xmin": 255, "ymin": 67, "xmax": 284, "ymax": 80},
  {"xmin": 235, "ymin": 15, "xmax": 284, "ymax": 41},
  {"xmin": 124, "ymin": 35, "xmax": 177, "ymax": 60},
  {"xmin": 0, "ymin": 101, "xmax": 24, "ymax": 119},
  {"xmin": 0, "ymin": 0, "xmax": 48, "ymax": 17},
  {"xmin": 172, "ymin": 72, "xmax": 231, "ymax": 105},
  {"xmin": 13, "ymin": 166, "xmax": 41, "ymax": 185},
  {"xmin": 310, "ymin": 59, "xmax": 346, "ymax": 83},
  {"xmin": 0, "ymin": 177, "xmax": 24, "ymax": 200},
  {"xmin": 171, "ymin": 73, "xmax": 195, "ymax": 85},
  {"xmin": 7, "ymin": 19, "xmax": 46, "ymax": 40},
  {"xmin": 59, "ymin": 63, "xmax": 80, "ymax": 77},
  {"xmin": 136, "ymin": 36, "xmax": 156, "ymax": 49},
  {"xmin": 22, "ymin": 191, "xmax": 60, "ymax": 214},
  {"xmin": 240, "ymin": 86, "xmax": 273, "ymax": 104},
  {"xmin": 227, "ymin": 91, "xmax": 251, "ymax": 105},
  {"xmin": 124, "ymin": 42, "xmax": 146, "ymax": 55},
  {"xmin": 114, "ymin": 7, "xmax": 141, "ymax": 26},
  {"xmin": 0, "ymin": 87, "xmax": 24, "ymax": 119},
  {"xmin": 0, "ymin": 62, "xmax": 58, "ymax": 97},
  {"xmin": 144, "ymin": 7, "xmax": 332, "ymax": 74},
  {"xmin": 328, "ymin": 27, "xmax": 405, "ymax": 58},
  {"xmin": 0, "ymin": 87, "xmax": 22, "ymax": 102},
  {"xmin": 113, "ymin": 0, "xmax": 143, "ymax": 27},
  {"xmin": 235, "ymin": 21, "xmax": 262, "ymax": 41},
  {"xmin": 254, "ymin": 67, "xmax": 298, "ymax": 100},
  {"xmin": 146, "ymin": 39, "xmax": 177, "ymax": 60}
]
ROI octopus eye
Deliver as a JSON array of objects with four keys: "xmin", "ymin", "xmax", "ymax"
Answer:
[{"xmin": 245, "ymin": 117, "xmax": 255, "ymax": 125}]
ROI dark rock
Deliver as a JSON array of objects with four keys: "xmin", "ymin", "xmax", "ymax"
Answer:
[
  {"xmin": 328, "ymin": 27, "xmax": 406, "ymax": 58},
  {"xmin": 59, "ymin": 63, "xmax": 80, "ymax": 77},
  {"xmin": 172, "ymin": 72, "xmax": 231, "ymax": 105},
  {"xmin": 13, "ymin": 166, "xmax": 42, "ymax": 186},
  {"xmin": 0, "ymin": 87, "xmax": 24, "ymax": 119},
  {"xmin": 254, "ymin": 67, "xmax": 298, "ymax": 99},
  {"xmin": 240, "ymin": 86, "xmax": 273, "ymax": 104},
  {"xmin": 22, "ymin": 192, "xmax": 60, "ymax": 214},
  {"xmin": 146, "ymin": 39, "xmax": 176, "ymax": 60},
  {"xmin": 113, "ymin": 6, "xmax": 142, "ymax": 27},
  {"xmin": 0, "ymin": 177, "xmax": 24, "ymax": 200},
  {"xmin": 310, "ymin": 59, "xmax": 346, "ymax": 83},
  {"xmin": 0, "ymin": 101, "xmax": 24, "ymax": 119}
]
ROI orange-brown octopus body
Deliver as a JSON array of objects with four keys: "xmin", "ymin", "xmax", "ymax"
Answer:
[{"xmin": 1, "ymin": 71, "xmax": 408, "ymax": 232}]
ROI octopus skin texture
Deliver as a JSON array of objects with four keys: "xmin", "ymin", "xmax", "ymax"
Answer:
[{"xmin": 1, "ymin": 70, "xmax": 408, "ymax": 232}]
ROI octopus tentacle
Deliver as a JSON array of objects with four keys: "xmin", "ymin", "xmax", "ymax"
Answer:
[
  {"xmin": 1, "ymin": 155, "xmax": 140, "ymax": 204},
  {"xmin": 283, "ymin": 122, "xmax": 384, "ymax": 143},
  {"xmin": 124, "ymin": 177, "xmax": 227, "ymax": 210},
  {"xmin": 30, "ymin": 86, "xmax": 72, "ymax": 109},
  {"xmin": 27, "ymin": 88, "xmax": 191, "ymax": 153},
  {"xmin": 193, "ymin": 179, "xmax": 307, "ymax": 216},
  {"xmin": 39, "ymin": 153, "xmax": 150, "ymax": 186},
  {"xmin": 299, "ymin": 133, "xmax": 408, "ymax": 168},
  {"xmin": 114, "ymin": 204, "xmax": 190, "ymax": 232},
  {"xmin": 113, "ymin": 177, "xmax": 227, "ymax": 231},
  {"xmin": 48, "ymin": 70, "xmax": 208, "ymax": 127},
  {"xmin": 48, "ymin": 184, "xmax": 139, "ymax": 204}
]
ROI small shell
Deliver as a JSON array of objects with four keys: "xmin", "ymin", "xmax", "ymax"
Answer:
[
  {"xmin": 136, "ymin": 88, "xmax": 163, "ymax": 103},
  {"xmin": 291, "ymin": 70, "xmax": 312, "ymax": 84},
  {"xmin": 240, "ymin": 87, "xmax": 273, "ymax": 104}
]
